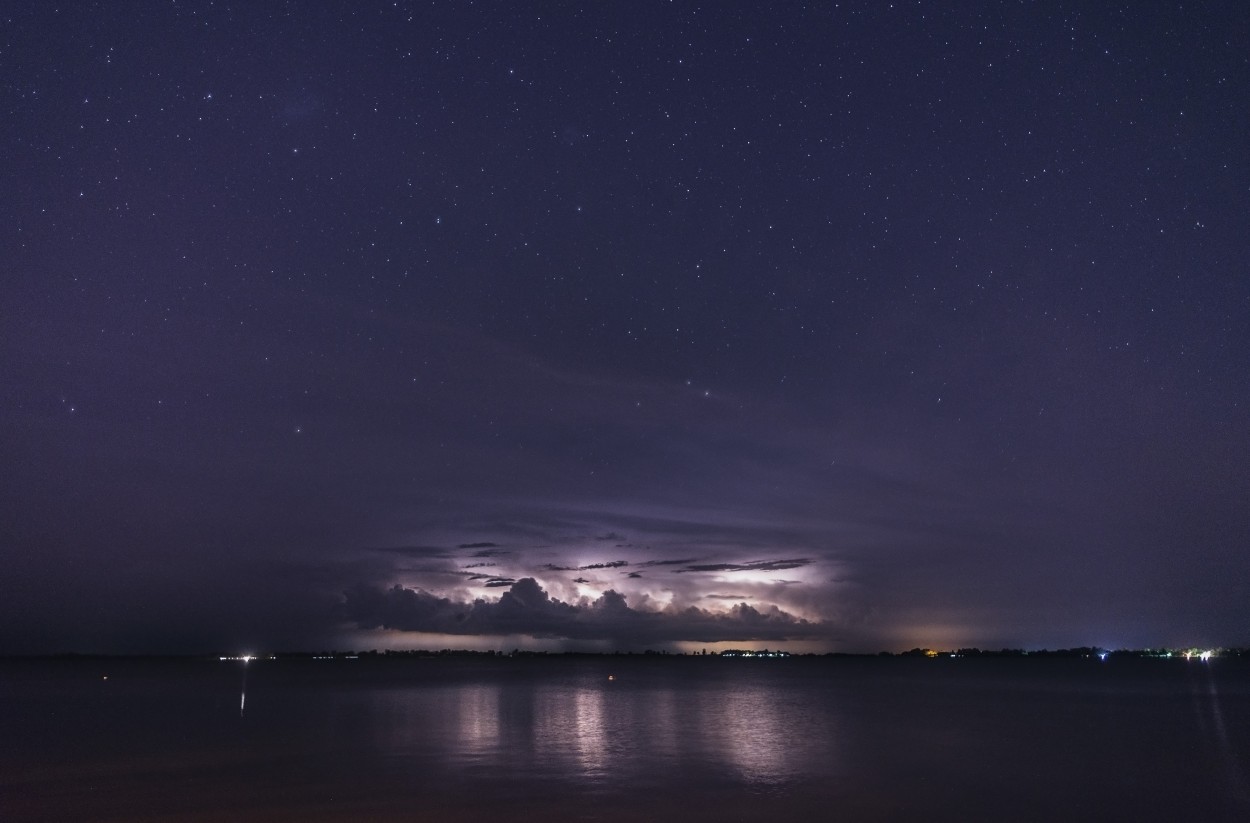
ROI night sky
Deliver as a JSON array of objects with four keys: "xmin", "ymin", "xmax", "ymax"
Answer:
[{"xmin": 3, "ymin": 2, "xmax": 1248, "ymax": 654}]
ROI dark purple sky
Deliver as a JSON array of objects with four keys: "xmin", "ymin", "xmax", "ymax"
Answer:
[{"xmin": 3, "ymin": 2, "xmax": 1247, "ymax": 654}]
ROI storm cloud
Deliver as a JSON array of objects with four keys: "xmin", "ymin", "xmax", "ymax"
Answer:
[
  {"xmin": 343, "ymin": 578, "xmax": 822, "ymax": 643},
  {"xmin": 542, "ymin": 560, "xmax": 630, "ymax": 571}
]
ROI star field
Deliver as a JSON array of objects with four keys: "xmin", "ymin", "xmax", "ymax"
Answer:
[{"xmin": 2, "ymin": 2, "xmax": 1248, "ymax": 653}]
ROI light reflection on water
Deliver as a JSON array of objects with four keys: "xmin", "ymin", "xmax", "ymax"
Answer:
[
  {"xmin": 456, "ymin": 683, "xmax": 500, "ymax": 760},
  {"xmin": 707, "ymin": 685, "xmax": 804, "ymax": 785},
  {"xmin": 363, "ymin": 664, "xmax": 825, "ymax": 792},
  {"xmin": 570, "ymin": 687, "xmax": 608, "ymax": 775},
  {"xmin": 1192, "ymin": 663, "xmax": 1250, "ymax": 806},
  {"xmin": 3, "ymin": 658, "xmax": 1249, "ymax": 821}
]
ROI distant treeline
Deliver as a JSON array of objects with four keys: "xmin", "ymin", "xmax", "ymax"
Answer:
[
  {"xmin": 261, "ymin": 646, "xmax": 1250, "ymax": 660},
  {"xmin": 895, "ymin": 646, "xmax": 1249, "ymax": 659}
]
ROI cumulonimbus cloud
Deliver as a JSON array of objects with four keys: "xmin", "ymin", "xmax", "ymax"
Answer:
[{"xmin": 342, "ymin": 577, "xmax": 823, "ymax": 643}]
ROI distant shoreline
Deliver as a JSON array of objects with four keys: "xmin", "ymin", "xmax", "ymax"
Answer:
[{"xmin": 5, "ymin": 645, "xmax": 1248, "ymax": 661}]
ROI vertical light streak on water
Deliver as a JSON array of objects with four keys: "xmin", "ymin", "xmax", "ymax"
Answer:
[
  {"xmin": 456, "ymin": 684, "xmax": 501, "ymax": 760},
  {"xmin": 713, "ymin": 685, "xmax": 792, "ymax": 786},
  {"xmin": 240, "ymin": 659, "xmax": 249, "ymax": 717},
  {"xmin": 1200, "ymin": 663, "xmax": 1250, "ymax": 807},
  {"xmin": 571, "ymin": 688, "xmax": 607, "ymax": 776}
]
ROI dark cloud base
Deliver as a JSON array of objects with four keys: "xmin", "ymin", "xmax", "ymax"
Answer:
[
  {"xmin": 344, "ymin": 578, "xmax": 822, "ymax": 644},
  {"xmin": 673, "ymin": 558, "xmax": 812, "ymax": 574}
]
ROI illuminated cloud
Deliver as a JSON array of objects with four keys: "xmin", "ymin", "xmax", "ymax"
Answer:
[{"xmin": 343, "ymin": 578, "xmax": 823, "ymax": 643}]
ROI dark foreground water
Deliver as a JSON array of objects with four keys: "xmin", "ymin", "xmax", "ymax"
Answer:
[{"xmin": 2, "ymin": 656, "xmax": 1248, "ymax": 821}]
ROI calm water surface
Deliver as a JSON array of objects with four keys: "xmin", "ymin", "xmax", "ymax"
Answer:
[{"xmin": 2, "ymin": 656, "xmax": 1248, "ymax": 821}]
